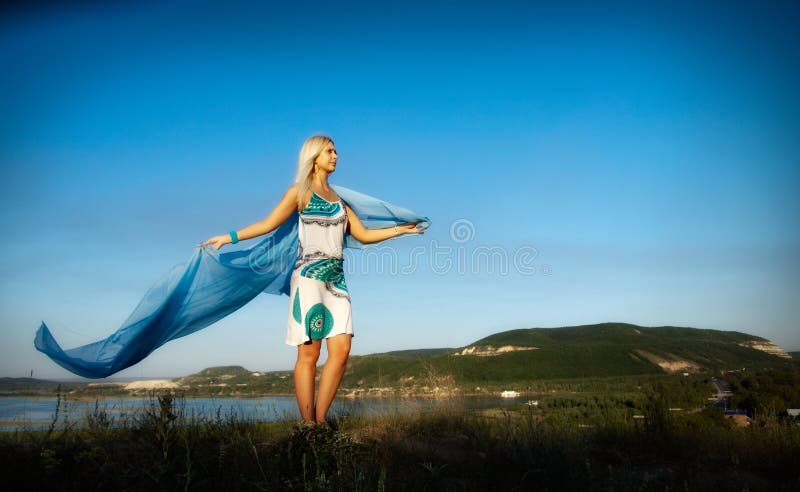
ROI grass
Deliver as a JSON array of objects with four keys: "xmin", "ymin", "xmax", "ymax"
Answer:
[{"xmin": 1, "ymin": 387, "xmax": 799, "ymax": 491}]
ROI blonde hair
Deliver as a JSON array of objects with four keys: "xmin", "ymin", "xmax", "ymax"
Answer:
[{"xmin": 295, "ymin": 135, "xmax": 334, "ymax": 211}]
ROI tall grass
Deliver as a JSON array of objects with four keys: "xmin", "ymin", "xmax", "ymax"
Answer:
[{"xmin": 1, "ymin": 390, "xmax": 798, "ymax": 490}]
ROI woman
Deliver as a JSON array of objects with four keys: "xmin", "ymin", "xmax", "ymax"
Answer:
[{"xmin": 202, "ymin": 135, "xmax": 423, "ymax": 424}]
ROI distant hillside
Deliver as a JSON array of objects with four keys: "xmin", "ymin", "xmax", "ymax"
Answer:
[
  {"xmin": 177, "ymin": 366, "xmax": 296, "ymax": 395},
  {"xmin": 341, "ymin": 323, "xmax": 795, "ymax": 392},
  {"xmin": 0, "ymin": 377, "xmax": 81, "ymax": 395},
  {"xmin": 790, "ymin": 352, "xmax": 800, "ymax": 361},
  {"xmin": 5, "ymin": 324, "xmax": 793, "ymax": 398},
  {"xmin": 0, "ymin": 377, "xmax": 58, "ymax": 388},
  {"xmin": 375, "ymin": 348, "xmax": 455, "ymax": 359},
  {"xmin": 195, "ymin": 366, "xmax": 253, "ymax": 378}
]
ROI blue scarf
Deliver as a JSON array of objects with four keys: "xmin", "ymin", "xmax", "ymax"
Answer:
[{"xmin": 34, "ymin": 185, "xmax": 430, "ymax": 378}]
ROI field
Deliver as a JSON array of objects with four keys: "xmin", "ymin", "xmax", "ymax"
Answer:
[{"xmin": 2, "ymin": 369, "xmax": 799, "ymax": 491}]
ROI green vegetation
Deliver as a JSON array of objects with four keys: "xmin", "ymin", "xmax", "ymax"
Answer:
[
  {"xmin": 725, "ymin": 369, "xmax": 800, "ymax": 417},
  {"xmin": 194, "ymin": 366, "xmax": 253, "ymax": 378},
  {"xmin": 374, "ymin": 348, "xmax": 455, "ymax": 359},
  {"xmin": 3, "ymin": 323, "xmax": 794, "ymax": 399},
  {"xmin": 342, "ymin": 323, "xmax": 795, "ymax": 393},
  {"xmin": 4, "ymin": 324, "xmax": 796, "ymax": 489},
  {"xmin": 177, "ymin": 367, "xmax": 296, "ymax": 396},
  {"xmin": 0, "ymin": 378, "xmax": 82, "ymax": 396},
  {"xmin": 2, "ymin": 372, "xmax": 800, "ymax": 491}
]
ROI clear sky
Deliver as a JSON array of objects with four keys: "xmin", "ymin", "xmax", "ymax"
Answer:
[{"xmin": 2, "ymin": 1, "xmax": 798, "ymax": 379}]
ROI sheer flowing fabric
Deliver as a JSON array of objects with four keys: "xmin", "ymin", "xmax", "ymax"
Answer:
[{"xmin": 34, "ymin": 185, "xmax": 430, "ymax": 378}]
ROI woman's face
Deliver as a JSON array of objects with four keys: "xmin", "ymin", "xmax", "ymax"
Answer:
[{"xmin": 314, "ymin": 141, "xmax": 338, "ymax": 174}]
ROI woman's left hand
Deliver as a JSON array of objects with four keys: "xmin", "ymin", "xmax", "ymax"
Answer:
[{"xmin": 397, "ymin": 222, "xmax": 425, "ymax": 235}]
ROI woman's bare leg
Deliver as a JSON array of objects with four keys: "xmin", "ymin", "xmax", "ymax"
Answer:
[
  {"xmin": 294, "ymin": 340, "xmax": 321, "ymax": 422},
  {"xmin": 315, "ymin": 334, "xmax": 352, "ymax": 423}
]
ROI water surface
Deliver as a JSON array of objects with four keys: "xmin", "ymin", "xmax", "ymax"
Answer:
[{"xmin": 0, "ymin": 395, "xmax": 525, "ymax": 430}]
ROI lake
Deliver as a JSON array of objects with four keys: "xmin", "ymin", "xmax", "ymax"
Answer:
[{"xmin": 0, "ymin": 395, "xmax": 526, "ymax": 431}]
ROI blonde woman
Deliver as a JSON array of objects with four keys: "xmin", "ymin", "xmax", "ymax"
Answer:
[{"xmin": 203, "ymin": 135, "xmax": 424, "ymax": 424}]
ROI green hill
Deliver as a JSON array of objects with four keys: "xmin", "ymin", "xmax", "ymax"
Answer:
[
  {"xmin": 0, "ymin": 377, "xmax": 82, "ymax": 395},
  {"xmin": 376, "ymin": 348, "xmax": 455, "ymax": 359},
  {"xmin": 176, "ymin": 366, "xmax": 296, "ymax": 396},
  {"xmin": 194, "ymin": 366, "xmax": 253, "ymax": 378},
  {"xmin": 8, "ymin": 324, "xmax": 793, "ymax": 398},
  {"xmin": 341, "ymin": 323, "xmax": 795, "ymax": 392}
]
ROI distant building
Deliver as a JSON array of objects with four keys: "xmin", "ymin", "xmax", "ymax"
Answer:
[{"xmin": 500, "ymin": 390, "xmax": 520, "ymax": 398}]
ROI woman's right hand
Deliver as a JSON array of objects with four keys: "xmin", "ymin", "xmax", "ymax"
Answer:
[{"xmin": 201, "ymin": 234, "xmax": 231, "ymax": 250}]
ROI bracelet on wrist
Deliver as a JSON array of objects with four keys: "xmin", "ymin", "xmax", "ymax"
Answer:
[{"xmin": 229, "ymin": 231, "xmax": 239, "ymax": 244}]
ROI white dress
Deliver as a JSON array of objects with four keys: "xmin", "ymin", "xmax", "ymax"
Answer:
[{"xmin": 284, "ymin": 191, "xmax": 353, "ymax": 345}]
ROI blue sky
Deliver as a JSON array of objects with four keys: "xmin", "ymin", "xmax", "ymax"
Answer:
[{"xmin": 2, "ymin": 1, "xmax": 798, "ymax": 379}]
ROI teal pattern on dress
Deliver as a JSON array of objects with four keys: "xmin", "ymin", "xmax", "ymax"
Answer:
[
  {"xmin": 300, "ymin": 258, "xmax": 348, "ymax": 292},
  {"xmin": 292, "ymin": 288, "xmax": 302, "ymax": 323},
  {"xmin": 305, "ymin": 303, "xmax": 334, "ymax": 340},
  {"xmin": 301, "ymin": 192, "xmax": 342, "ymax": 217}
]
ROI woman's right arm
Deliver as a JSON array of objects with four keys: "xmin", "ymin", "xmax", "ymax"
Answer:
[{"xmin": 201, "ymin": 185, "xmax": 298, "ymax": 250}]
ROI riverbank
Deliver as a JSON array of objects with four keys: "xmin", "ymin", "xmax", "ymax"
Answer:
[
  {"xmin": 0, "ymin": 370, "xmax": 720, "ymax": 400},
  {"xmin": 0, "ymin": 394, "xmax": 524, "ymax": 431},
  {"xmin": 1, "ymin": 394, "xmax": 798, "ymax": 491},
  {"xmin": 0, "ymin": 371, "xmax": 736, "ymax": 432}
]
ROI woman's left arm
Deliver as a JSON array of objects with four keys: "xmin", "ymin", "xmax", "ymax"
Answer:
[{"xmin": 344, "ymin": 205, "xmax": 424, "ymax": 244}]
